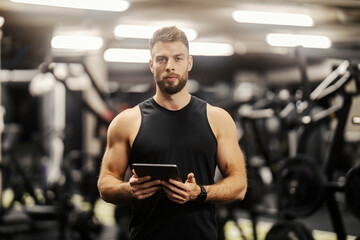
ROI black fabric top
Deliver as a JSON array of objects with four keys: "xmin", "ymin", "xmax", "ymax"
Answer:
[{"xmin": 129, "ymin": 95, "xmax": 218, "ymax": 240}]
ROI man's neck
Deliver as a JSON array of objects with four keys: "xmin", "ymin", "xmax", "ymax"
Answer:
[{"xmin": 153, "ymin": 89, "xmax": 191, "ymax": 111}]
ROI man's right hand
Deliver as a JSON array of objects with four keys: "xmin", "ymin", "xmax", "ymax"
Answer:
[{"xmin": 129, "ymin": 170, "xmax": 162, "ymax": 200}]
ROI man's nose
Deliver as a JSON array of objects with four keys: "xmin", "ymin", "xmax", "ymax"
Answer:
[{"xmin": 166, "ymin": 59, "xmax": 175, "ymax": 72}]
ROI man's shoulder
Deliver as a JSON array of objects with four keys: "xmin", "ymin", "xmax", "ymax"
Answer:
[
  {"xmin": 116, "ymin": 105, "xmax": 140, "ymax": 123},
  {"xmin": 109, "ymin": 105, "xmax": 141, "ymax": 133},
  {"xmin": 206, "ymin": 103, "xmax": 235, "ymax": 135},
  {"xmin": 206, "ymin": 103, "xmax": 230, "ymax": 119}
]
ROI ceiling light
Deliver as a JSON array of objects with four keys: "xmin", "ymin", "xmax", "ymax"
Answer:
[
  {"xmin": 114, "ymin": 25, "xmax": 198, "ymax": 41},
  {"xmin": 232, "ymin": 10, "xmax": 313, "ymax": 27},
  {"xmin": 11, "ymin": 0, "xmax": 130, "ymax": 12},
  {"xmin": 103, "ymin": 42, "xmax": 234, "ymax": 63},
  {"xmin": 0, "ymin": 17, "xmax": 4, "ymax": 27},
  {"xmin": 189, "ymin": 42, "xmax": 234, "ymax": 56},
  {"xmin": 266, "ymin": 33, "xmax": 331, "ymax": 49},
  {"xmin": 51, "ymin": 35, "xmax": 103, "ymax": 50},
  {"xmin": 104, "ymin": 48, "xmax": 150, "ymax": 63}
]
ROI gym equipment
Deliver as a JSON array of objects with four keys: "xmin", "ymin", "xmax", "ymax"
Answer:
[
  {"xmin": 277, "ymin": 155, "xmax": 325, "ymax": 218},
  {"xmin": 0, "ymin": 124, "xmax": 21, "ymax": 216},
  {"xmin": 228, "ymin": 90, "xmax": 295, "ymax": 240},
  {"xmin": 278, "ymin": 158, "xmax": 360, "ymax": 221},
  {"xmin": 265, "ymin": 220, "xmax": 314, "ymax": 240},
  {"xmin": 274, "ymin": 59, "xmax": 360, "ymax": 240},
  {"xmin": 237, "ymin": 92, "xmax": 290, "ymax": 176},
  {"xmin": 37, "ymin": 61, "xmax": 117, "ymax": 125},
  {"xmin": 0, "ymin": 124, "xmax": 49, "ymax": 215},
  {"xmin": 0, "ymin": 60, "xmax": 113, "ymax": 239},
  {"xmin": 345, "ymin": 164, "xmax": 360, "ymax": 220}
]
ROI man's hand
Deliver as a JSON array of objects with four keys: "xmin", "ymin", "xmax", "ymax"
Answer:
[
  {"xmin": 129, "ymin": 170, "xmax": 162, "ymax": 200},
  {"xmin": 161, "ymin": 173, "xmax": 201, "ymax": 204}
]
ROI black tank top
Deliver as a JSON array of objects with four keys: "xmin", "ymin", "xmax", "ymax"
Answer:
[{"xmin": 129, "ymin": 95, "xmax": 218, "ymax": 240}]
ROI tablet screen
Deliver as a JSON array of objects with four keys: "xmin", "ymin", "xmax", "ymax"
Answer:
[{"xmin": 132, "ymin": 163, "xmax": 182, "ymax": 181}]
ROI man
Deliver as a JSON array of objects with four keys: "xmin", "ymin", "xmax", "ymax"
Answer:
[{"xmin": 97, "ymin": 26, "xmax": 247, "ymax": 240}]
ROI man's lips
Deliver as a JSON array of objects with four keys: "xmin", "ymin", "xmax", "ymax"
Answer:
[{"xmin": 164, "ymin": 75, "xmax": 179, "ymax": 81}]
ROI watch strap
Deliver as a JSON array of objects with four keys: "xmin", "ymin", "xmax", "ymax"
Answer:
[{"xmin": 196, "ymin": 185, "xmax": 207, "ymax": 202}]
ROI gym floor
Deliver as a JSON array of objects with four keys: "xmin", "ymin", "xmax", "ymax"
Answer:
[
  {"xmin": 1, "ymin": 196, "xmax": 359, "ymax": 240},
  {"xmin": 95, "ymin": 197, "xmax": 360, "ymax": 240}
]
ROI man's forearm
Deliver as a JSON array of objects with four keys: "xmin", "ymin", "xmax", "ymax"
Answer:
[
  {"xmin": 98, "ymin": 175, "xmax": 134, "ymax": 205},
  {"xmin": 204, "ymin": 174, "xmax": 247, "ymax": 204}
]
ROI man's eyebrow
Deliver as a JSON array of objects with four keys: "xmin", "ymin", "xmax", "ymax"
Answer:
[
  {"xmin": 174, "ymin": 53, "xmax": 186, "ymax": 57},
  {"xmin": 154, "ymin": 53, "xmax": 185, "ymax": 59},
  {"xmin": 155, "ymin": 55, "xmax": 167, "ymax": 59}
]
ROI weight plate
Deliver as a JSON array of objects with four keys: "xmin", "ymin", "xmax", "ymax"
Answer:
[
  {"xmin": 345, "ymin": 164, "xmax": 360, "ymax": 220},
  {"xmin": 277, "ymin": 155, "xmax": 325, "ymax": 218}
]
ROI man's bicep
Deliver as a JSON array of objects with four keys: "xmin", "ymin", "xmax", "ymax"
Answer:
[
  {"xmin": 100, "ymin": 108, "xmax": 139, "ymax": 181},
  {"xmin": 101, "ymin": 140, "xmax": 130, "ymax": 181},
  {"xmin": 214, "ymin": 112, "xmax": 245, "ymax": 177},
  {"xmin": 216, "ymin": 134, "xmax": 244, "ymax": 177}
]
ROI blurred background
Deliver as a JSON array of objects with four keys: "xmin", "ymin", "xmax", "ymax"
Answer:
[{"xmin": 0, "ymin": 0, "xmax": 360, "ymax": 239}]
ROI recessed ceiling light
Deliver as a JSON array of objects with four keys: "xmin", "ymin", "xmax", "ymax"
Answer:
[
  {"xmin": 266, "ymin": 33, "xmax": 331, "ymax": 49},
  {"xmin": 232, "ymin": 10, "xmax": 313, "ymax": 27},
  {"xmin": 51, "ymin": 35, "xmax": 103, "ymax": 50},
  {"xmin": 190, "ymin": 42, "xmax": 234, "ymax": 56},
  {"xmin": 114, "ymin": 25, "xmax": 198, "ymax": 41},
  {"xmin": 104, "ymin": 48, "xmax": 150, "ymax": 63},
  {"xmin": 11, "ymin": 0, "xmax": 130, "ymax": 12},
  {"xmin": 103, "ymin": 42, "xmax": 235, "ymax": 63}
]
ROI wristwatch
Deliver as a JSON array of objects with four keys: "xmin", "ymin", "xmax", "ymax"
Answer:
[{"xmin": 196, "ymin": 185, "xmax": 207, "ymax": 202}]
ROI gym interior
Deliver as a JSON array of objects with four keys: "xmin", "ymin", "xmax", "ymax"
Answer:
[{"xmin": 1, "ymin": 0, "xmax": 360, "ymax": 239}]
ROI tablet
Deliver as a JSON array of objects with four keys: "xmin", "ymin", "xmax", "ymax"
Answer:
[{"xmin": 132, "ymin": 163, "xmax": 182, "ymax": 181}]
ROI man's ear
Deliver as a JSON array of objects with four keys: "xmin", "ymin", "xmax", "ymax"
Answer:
[
  {"xmin": 188, "ymin": 56, "xmax": 193, "ymax": 71},
  {"xmin": 149, "ymin": 59, "xmax": 154, "ymax": 73}
]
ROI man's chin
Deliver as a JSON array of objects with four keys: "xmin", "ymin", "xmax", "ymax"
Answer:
[
  {"xmin": 156, "ymin": 78, "xmax": 187, "ymax": 94},
  {"xmin": 162, "ymin": 88, "xmax": 180, "ymax": 95}
]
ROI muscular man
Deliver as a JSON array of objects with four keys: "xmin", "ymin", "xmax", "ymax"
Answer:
[{"xmin": 97, "ymin": 26, "xmax": 247, "ymax": 240}]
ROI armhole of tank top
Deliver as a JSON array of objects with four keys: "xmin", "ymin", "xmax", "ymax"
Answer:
[
  {"xmin": 205, "ymin": 103, "xmax": 218, "ymax": 146},
  {"xmin": 130, "ymin": 104, "xmax": 143, "ymax": 149}
]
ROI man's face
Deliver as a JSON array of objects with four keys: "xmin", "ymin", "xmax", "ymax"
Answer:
[{"xmin": 149, "ymin": 41, "xmax": 193, "ymax": 95}]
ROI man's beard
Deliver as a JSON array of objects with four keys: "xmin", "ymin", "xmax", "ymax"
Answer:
[{"xmin": 155, "ymin": 71, "xmax": 188, "ymax": 95}]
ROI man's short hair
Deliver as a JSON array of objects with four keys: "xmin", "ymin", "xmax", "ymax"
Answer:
[{"xmin": 149, "ymin": 26, "xmax": 189, "ymax": 54}]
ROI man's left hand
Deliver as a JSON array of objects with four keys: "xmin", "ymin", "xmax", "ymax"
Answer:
[{"xmin": 161, "ymin": 173, "xmax": 201, "ymax": 204}]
